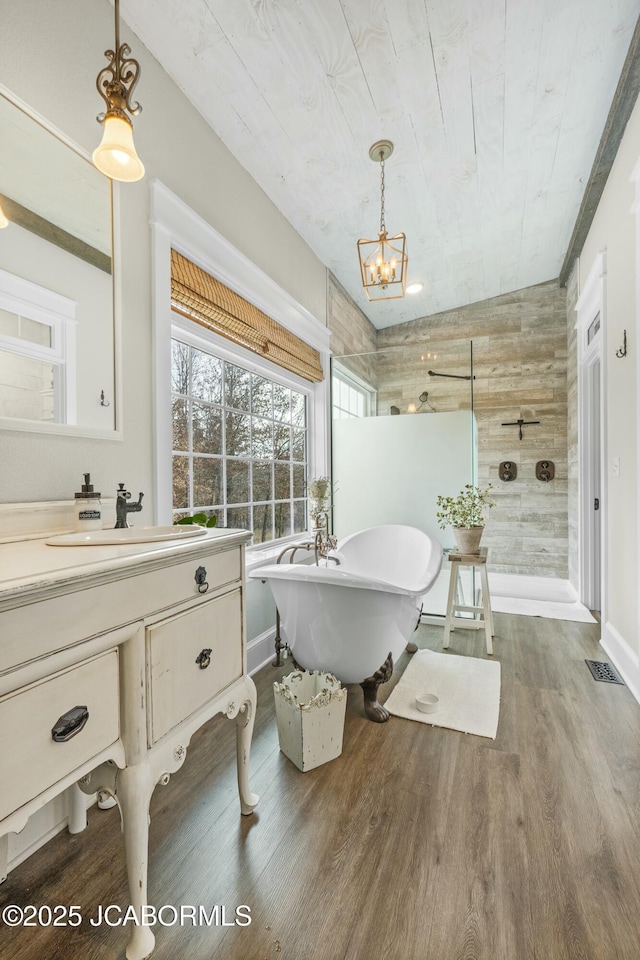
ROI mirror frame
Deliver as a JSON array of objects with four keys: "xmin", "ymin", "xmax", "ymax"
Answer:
[{"xmin": 0, "ymin": 83, "xmax": 122, "ymax": 440}]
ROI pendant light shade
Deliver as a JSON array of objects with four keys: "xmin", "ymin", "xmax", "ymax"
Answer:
[
  {"xmin": 92, "ymin": 116, "xmax": 144, "ymax": 182},
  {"xmin": 93, "ymin": 0, "xmax": 144, "ymax": 182}
]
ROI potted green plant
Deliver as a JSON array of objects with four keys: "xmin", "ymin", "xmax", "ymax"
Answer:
[
  {"xmin": 307, "ymin": 476, "xmax": 332, "ymax": 528},
  {"xmin": 435, "ymin": 484, "xmax": 495, "ymax": 554}
]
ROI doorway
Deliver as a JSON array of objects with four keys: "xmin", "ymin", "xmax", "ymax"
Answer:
[{"xmin": 576, "ymin": 254, "xmax": 606, "ymax": 615}]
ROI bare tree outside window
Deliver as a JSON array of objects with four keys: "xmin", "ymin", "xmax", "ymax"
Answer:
[{"xmin": 171, "ymin": 339, "xmax": 308, "ymax": 542}]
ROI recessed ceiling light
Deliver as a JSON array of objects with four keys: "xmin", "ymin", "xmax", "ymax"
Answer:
[{"xmin": 406, "ymin": 282, "xmax": 423, "ymax": 294}]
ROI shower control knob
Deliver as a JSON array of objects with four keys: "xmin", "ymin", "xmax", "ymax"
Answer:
[
  {"xmin": 536, "ymin": 460, "xmax": 555, "ymax": 482},
  {"xmin": 499, "ymin": 461, "xmax": 517, "ymax": 482}
]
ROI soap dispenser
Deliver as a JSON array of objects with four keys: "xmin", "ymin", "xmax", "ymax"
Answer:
[{"xmin": 74, "ymin": 473, "xmax": 102, "ymax": 531}]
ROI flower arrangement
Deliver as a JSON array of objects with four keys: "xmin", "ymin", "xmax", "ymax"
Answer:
[
  {"xmin": 307, "ymin": 476, "xmax": 332, "ymax": 526},
  {"xmin": 435, "ymin": 484, "xmax": 495, "ymax": 530}
]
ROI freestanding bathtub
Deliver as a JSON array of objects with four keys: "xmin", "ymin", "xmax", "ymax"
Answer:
[{"xmin": 249, "ymin": 525, "xmax": 442, "ymax": 721}]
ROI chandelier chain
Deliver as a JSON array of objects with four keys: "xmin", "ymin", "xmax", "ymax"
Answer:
[{"xmin": 379, "ymin": 154, "xmax": 386, "ymax": 234}]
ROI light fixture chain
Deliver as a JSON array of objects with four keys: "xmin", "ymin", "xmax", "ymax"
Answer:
[{"xmin": 379, "ymin": 154, "xmax": 386, "ymax": 234}]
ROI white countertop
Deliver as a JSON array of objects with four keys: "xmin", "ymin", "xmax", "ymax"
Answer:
[{"xmin": 0, "ymin": 527, "xmax": 251, "ymax": 606}]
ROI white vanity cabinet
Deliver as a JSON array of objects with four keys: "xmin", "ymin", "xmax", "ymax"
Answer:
[{"xmin": 0, "ymin": 528, "xmax": 258, "ymax": 960}]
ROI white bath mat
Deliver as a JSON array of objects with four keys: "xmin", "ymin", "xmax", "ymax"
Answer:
[
  {"xmin": 491, "ymin": 597, "xmax": 596, "ymax": 622},
  {"xmin": 385, "ymin": 649, "xmax": 500, "ymax": 739}
]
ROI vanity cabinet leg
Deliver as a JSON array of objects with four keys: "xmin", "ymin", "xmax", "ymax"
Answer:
[
  {"xmin": 233, "ymin": 679, "xmax": 259, "ymax": 815},
  {"xmin": 118, "ymin": 763, "xmax": 156, "ymax": 960},
  {"xmin": 0, "ymin": 833, "xmax": 8, "ymax": 884}
]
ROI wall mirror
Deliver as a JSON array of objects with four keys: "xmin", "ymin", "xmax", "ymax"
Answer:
[{"xmin": 0, "ymin": 87, "xmax": 118, "ymax": 436}]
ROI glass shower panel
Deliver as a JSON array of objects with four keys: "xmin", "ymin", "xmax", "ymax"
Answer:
[{"xmin": 330, "ymin": 341, "xmax": 477, "ymax": 617}]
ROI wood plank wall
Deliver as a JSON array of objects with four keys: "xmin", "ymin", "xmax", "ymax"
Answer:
[
  {"xmin": 327, "ymin": 274, "xmax": 378, "ymax": 387},
  {"xmin": 328, "ymin": 275, "xmax": 569, "ymax": 580}
]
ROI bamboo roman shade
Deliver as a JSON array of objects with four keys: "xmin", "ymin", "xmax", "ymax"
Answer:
[{"xmin": 170, "ymin": 249, "xmax": 323, "ymax": 382}]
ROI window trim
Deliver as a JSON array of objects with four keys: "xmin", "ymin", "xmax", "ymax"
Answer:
[{"xmin": 150, "ymin": 180, "xmax": 331, "ymax": 547}]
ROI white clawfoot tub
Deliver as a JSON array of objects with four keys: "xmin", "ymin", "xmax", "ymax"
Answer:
[{"xmin": 249, "ymin": 525, "xmax": 442, "ymax": 721}]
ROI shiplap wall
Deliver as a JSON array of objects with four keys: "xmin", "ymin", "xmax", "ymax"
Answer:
[{"xmin": 376, "ymin": 281, "xmax": 568, "ymax": 578}]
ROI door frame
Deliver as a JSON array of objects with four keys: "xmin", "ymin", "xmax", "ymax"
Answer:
[{"xmin": 575, "ymin": 251, "xmax": 607, "ymax": 614}]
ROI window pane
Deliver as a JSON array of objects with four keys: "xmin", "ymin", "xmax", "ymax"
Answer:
[
  {"xmin": 291, "ymin": 391, "xmax": 305, "ymax": 426},
  {"xmin": 226, "ymin": 459, "xmax": 249, "ymax": 503},
  {"xmin": 274, "ymin": 462, "xmax": 291, "ymax": 500},
  {"xmin": 172, "ymin": 455, "xmax": 189, "ymax": 509},
  {"xmin": 293, "ymin": 500, "xmax": 307, "ymax": 534},
  {"xmin": 252, "ymin": 461, "xmax": 272, "ymax": 502},
  {"xmin": 172, "ymin": 398, "xmax": 189, "ymax": 451},
  {"xmin": 170, "ymin": 338, "xmax": 308, "ymax": 544},
  {"xmin": 171, "ymin": 340, "xmax": 190, "ymax": 395},
  {"xmin": 227, "ymin": 506, "xmax": 250, "ymax": 530},
  {"xmin": 253, "ymin": 503, "xmax": 273, "ymax": 544},
  {"xmin": 274, "ymin": 501, "xmax": 291, "ymax": 540},
  {"xmin": 226, "ymin": 411, "xmax": 250, "ymax": 456},
  {"xmin": 225, "ymin": 362, "xmax": 250, "ymax": 410},
  {"xmin": 0, "ymin": 308, "xmax": 19, "ymax": 339},
  {"xmin": 292, "ymin": 429, "xmax": 305, "ymax": 461},
  {"xmin": 193, "ymin": 457, "xmax": 222, "ymax": 508},
  {"xmin": 273, "ymin": 384, "xmax": 291, "ymax": 421},
  {"xmin": 193, "ymin": 402, "xmax": 222, "ymax": 454},
  {"xmin": 252, "ymin": 417, "xmax": 273, "ymax": 459},
  {"xmin": 0, "ymin": 351, "xmax": 56, "ymax": 421},
  {"xmin": 292, "ymin": 464, "xmax": 305, "ymax": 498},
  {"xmin": 192, "ymin": 348, "xmax": 222, "ymax": 403},
  {"xmin": 251, "ymin": 375, "xmax": 272, "ymax": 417},
  {"xmin": 273, "ymin": 422, "xmax": 291, "ymax": 460}
]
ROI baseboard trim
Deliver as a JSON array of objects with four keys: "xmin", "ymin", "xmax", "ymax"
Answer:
[
  {"xmin": 247, "ymin": 626, "xmax": 276, "ymax": 676},
  {"xmin": 600, "ymin": 620, "xmax": 640, "ymax": 705}
]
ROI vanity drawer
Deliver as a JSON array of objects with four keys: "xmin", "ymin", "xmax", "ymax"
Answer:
[
  {"xmin": 0, "ymin": 650, "xmax": 120, "ymax": 822},
  {"xmin": 0, "ymin": 545, "xmax": 242, "ymax": 674},
  {"xmin": 148, "ymin": 588, "xmax": 242, "ymax": 744}
]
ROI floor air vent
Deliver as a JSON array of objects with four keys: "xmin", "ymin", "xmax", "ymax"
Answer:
[{"xmin": 585, "ymin": 660, "xmax": 624, "ymax": 684}]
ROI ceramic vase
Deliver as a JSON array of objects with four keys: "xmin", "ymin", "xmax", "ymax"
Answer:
[{"xmin": 453, "ymin": 525, "xmax": 484, "ymax": 554}]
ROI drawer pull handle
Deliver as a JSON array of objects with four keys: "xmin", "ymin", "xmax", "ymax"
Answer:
[
  {"xmin": 52, "ymin": 705, "xmax": 89, "ymax": 742},
  {"xmin": 195, "ymin": 566, "xmax": 209, "ymax": 594},
  {"xmin": 195, "ymin": 648, "xmax": 213, "ymax": 670}
]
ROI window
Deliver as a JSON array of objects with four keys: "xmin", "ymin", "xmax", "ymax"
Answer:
[
  {"xmin": 171, "ymin": 338, "xmax": 308, "ymax": 544},
  {"xmin": 332, "ymin": 363, "xmax": 375, "ymax": 419},
  {"xmin": 0, "ymin": 269, "xmax": 76, "ymax": 424}
]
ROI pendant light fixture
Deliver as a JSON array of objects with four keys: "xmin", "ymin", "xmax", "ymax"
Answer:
[
  {"xmin": 357, "ymin": 140, "xmax": 408, "ymax": 301},
  {"xmin": 92, "ymin": 0, "xmax": 144, "ymax": 182}
]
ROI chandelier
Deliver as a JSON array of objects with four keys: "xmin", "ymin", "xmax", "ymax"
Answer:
[
  {"xmin": 357, "ymin": 140, "xmax": 408, "ymax": 301},
  {"xmin": 92, "ymin": 0, "xmax": 144, "ymax": 182}
]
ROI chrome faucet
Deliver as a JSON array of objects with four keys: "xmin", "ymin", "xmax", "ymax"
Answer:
[{"xmin": 114, "ymin": 483, "xmax": 144, "ymax": 528}]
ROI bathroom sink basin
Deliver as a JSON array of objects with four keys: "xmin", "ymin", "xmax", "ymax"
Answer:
[{"xmin": 46, "ymin": 525, "xmax": 209, "ymax": 546}]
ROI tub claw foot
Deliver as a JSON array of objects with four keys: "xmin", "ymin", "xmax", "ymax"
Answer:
[{"xmin": 360, "ymin": 652, "xmax": 394, "ymax": 723}]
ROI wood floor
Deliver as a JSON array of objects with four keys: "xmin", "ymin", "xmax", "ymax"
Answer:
[{"xmin": 2, "ymin": 613, "xmax": 640, "ymax": 960}]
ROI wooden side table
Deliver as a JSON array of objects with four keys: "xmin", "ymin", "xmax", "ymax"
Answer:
[{"xmin": 443, "ymin": 547, "xmax": 494, "ymax": 655}]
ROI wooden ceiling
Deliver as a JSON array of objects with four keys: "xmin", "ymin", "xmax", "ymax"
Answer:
[{"xmin": 123, "ymin": 0, "xmax": 640, "ymax": 328}]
